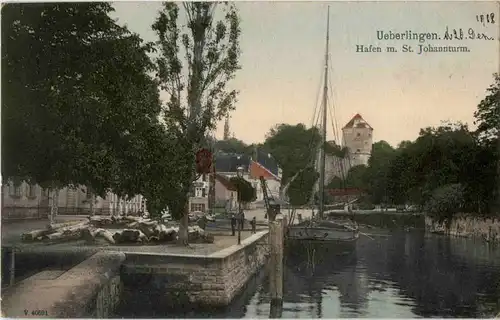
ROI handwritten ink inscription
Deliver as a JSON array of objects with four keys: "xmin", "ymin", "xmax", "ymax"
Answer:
[
  {"xmin": 476, "ymin": 13, "xmax": 495, "ymax": 26},
  {"xmin": 443, "ymin": 27, "xmax": 494, "ymax": 41},
  {"xmin": 355, "ymin": 11, "xmax": 496, "ymax": 55}
]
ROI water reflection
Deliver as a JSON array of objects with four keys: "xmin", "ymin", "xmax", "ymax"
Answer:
[
  {"xmin": 243, "ymin": 230, "xmax": 500, "ymax": 318},
  {"xmin": 114, "ymin": 230, "xmax": 500, "ymax": 318}
]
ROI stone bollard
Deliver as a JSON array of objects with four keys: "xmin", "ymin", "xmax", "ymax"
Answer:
[{"xmin": 268, "ymin": 215, "xmax": 284, "ymax": 303}]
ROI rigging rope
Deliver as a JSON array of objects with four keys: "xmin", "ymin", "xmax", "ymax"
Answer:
[
  {"xmin": 327, "ymin": 54, "xmax": 352, "ymax": 183},
  {"xmin": 282, "ymin": 61, "xmax": 325, "ymax": 202}
]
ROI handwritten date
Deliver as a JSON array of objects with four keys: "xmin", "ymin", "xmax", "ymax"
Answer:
[
  {"xmin": 476, "ymin": 13, "xmax": 495, "ymax": 26},
  {"xmin": 443, "ymin": 26, "xmax": 494, "ymax": 41}
]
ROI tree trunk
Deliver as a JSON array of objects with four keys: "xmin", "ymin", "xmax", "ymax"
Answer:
[
  {"xmin": 177, "ymin": 200, "xmax": 190, "ymax": 245},
  {"xmin": 89, "ymin": 192, "xmax": 95, "ymax": 217},
  {"xmin": 119, "ymin": 197, "xmax": 124, "ymax": 216},
  {"xmin": 49, "ymin": 188, "xmax": 59, "ymax": 224}
]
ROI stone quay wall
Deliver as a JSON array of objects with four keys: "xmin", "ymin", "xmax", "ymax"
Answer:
[
  {"xmin": 121, "ymin": 230, "xmax": 270, "ymax": 308},
  {"xmin": 2, "ymin": 251, "xmax": 125, "ymax": 318},
  {"xmin": 425, "ymin": 215, "xmax": 500, "ymax": 243}
]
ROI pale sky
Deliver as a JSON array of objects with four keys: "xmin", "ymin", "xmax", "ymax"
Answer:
[{"xmin": 111, "ymin": 1, "xmax": 499, "ymax": 147}]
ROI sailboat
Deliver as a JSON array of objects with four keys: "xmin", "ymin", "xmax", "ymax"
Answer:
[{"xmin": 285, "ymin": 6, "xmax": 359, "ymax": 254}]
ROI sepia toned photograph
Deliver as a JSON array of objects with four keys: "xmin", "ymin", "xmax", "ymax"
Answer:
[{"xmin": 1, "ymin": 1, "xmax": 499, "ymax": 318}]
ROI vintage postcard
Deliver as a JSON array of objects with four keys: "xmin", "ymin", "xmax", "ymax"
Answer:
[{"xmin": 1, "ymin": 1, "xmax": 499, "ymax": 319}]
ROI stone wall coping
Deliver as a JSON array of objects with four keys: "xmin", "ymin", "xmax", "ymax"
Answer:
[
  {"xmin": 120, "ymin": 231, "xmax": 269, "ymax": 266},
  {"xmin": 2, "ymin": 251, "xmax": 125, "ymax": 318},
  {"xmin": 209, "ymin": 230, "xmax": 269, "ymax": 258}
]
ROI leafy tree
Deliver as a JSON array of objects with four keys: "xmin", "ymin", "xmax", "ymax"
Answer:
[
  {"xmin": 214, "ymin": 138, "xmax": 251, "ymax": 155},
  {"xmin": 229, "ymin": 177, "xmax": 256, "ymax": 204},
  {"xmin": 474, "ymin": 73, "xmax": 500, "ymax": 145},
  {"xmin": 263, "ymin": 124, "xmax": 321, "ymax": 185},
  {"xmin": 287, "ymin": 167, "xmax": 318, "ymax": 206},
  {"xmin": 473, "ymin": 73, "xmax": 499, "ymax": 212},
  {"xmin": 364, "ymin": 141, "xmax": 397, "ymax": 204},
  {"xmin": 384, "ymin": 122, "xmax": 496, "ymax": 215},
  {"xmin": 1, "ymin": 3, "xmax": 162, "ymax": 220},
  {"xmin": 425, "ymin": 183, "xmax": 465, "ymax": 223},
  {"xmin": 344, "ymin": 165, "xmax": 368, "ymax": 189},
  {"xmin": 152, "ymin": 2, "xmax": 241, "ymax": 244}
]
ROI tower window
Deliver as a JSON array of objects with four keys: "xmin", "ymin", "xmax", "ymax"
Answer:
[
  {"xmin": 356, "ymin": 149, "xmax": 361, "ymax": 152},
  {"xmin": 356, "ymin": 133, "xmax": 360, "ymax": 137}
]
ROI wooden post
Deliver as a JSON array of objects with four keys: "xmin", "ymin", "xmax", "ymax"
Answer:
[
  {"xmin": 269, "ymin": 214, "xmax": 284, "ymax": 306},
  {"xmin": 9, "ymin": 247, "xmax": 15, "ymax": 287}
]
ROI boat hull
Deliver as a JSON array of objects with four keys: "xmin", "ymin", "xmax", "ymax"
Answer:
[
  {"xmin": 286, "ymin": 220, "xmax": 359, "ymax": 255},
  {"xmin": 286, "ymin": 235, "xmax": 358, "ymax": 256}
]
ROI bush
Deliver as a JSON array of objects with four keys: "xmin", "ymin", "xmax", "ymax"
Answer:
[
  {"xmin": 425, "ymin": 183, "xmax": 465, "ymax": 223},
  {"xmin": 229, "ymin": 177, "xmax": 256, "ymax": 203}
]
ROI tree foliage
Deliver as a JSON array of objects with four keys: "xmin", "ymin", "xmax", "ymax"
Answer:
[
  {"xmin": 152, "ymin": 2, "xmax": 241, "ymax": 242},
  {"xmin": 1, "ymin": 3, "xmax": 162, "ymax": 199},
  {"xmin": 214, "ymin": 137, "xmax": 252, "ymax": 155},
  {"xmin": 309, "ymin": 75, "xmax": 499, "ymax": 220},
  {"xmin": 287, "ymin": 167, "xmax": 319, "ymax": 206},
  {"xmin": 229, "ymin": 177, "xmax": 256, "ymax": 203},
  {"xmin": 363, "ymin": 141, "xmax": 396, "ymax": 204},
  {"xmin": 263, "ymin": 123, "xmax": 345, "ymax": 186},
  {"xmin": 474, "ymin": 73, "xmax": 499, "ymax": 145},
  {"xmin": 425, "ymin": 183, "xmax": 465, "ymax": 223}
]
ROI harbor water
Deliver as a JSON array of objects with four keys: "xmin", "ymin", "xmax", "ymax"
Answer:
[{"xmin": 114, "ymin": 229, "xmax": 500, "ymax": 318}]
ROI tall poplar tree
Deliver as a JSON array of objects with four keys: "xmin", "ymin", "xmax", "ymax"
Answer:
[{"xmin": 152, "ymin": 2, "xmax": 241, "ymax": 244}]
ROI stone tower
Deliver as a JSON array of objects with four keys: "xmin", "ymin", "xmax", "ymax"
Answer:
[
  {"xmin": 223, "ymin": 116, "xmax": 230, "ymax": 140},
  {"xmin": 342, "ymin": 113, "xmax": 373, "ymax": 168}
]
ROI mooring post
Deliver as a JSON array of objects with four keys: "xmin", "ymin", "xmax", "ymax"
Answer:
[
  {"xmin": 9, "ymin": 246, "xmax": 15, "ymax": 287},
  {"xmin": 269, "ymin": 214, "xmax": 284, "ymax": 310}
]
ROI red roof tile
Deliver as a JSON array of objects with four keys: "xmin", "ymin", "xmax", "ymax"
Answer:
[
  {"xmin": 214, "ymin": 173, "xmax": 237, "ymax": 191},
  {"xmin": 249, "ymin": 160, "xmax": 280, "ymax": 181},
  {"xmin": 342, "ymin": 113, "xmax": 372, "ymax": 130}
]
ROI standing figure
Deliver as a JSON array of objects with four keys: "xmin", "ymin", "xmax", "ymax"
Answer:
[
  {"xmin": 230, "ymin": 213, "xmax": 236, "ymax": 236},
  {"xmin": 239, "ymin": 209, "xmax": 245, "ymax": 230},
  {"xmin": 251, "ymin": 216, "xmax": 257, "ymax": 234}
]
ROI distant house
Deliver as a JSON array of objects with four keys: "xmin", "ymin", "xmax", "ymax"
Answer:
[
  {"xmin": 213, "ymin": 173, "xmax": 237, "ymax": 212},
  {"xmin": 1, "ymin": 180, "xmax": 146, "ymax": 221},
  {"xmin": 189, "ymin": 173, "xmax": 209, "ymax": 212},
  {"xmin": 1, "ymin": 181, "xmax": 48, "ymax": 220},
  {"xmin": 213, "ymin": 148, "xmax": 282, "ymax": 209}
]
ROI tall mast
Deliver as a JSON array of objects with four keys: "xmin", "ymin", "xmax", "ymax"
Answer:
[{"xmin": 318, "ymin": 6, "xmax": 330, "ymax": 219}]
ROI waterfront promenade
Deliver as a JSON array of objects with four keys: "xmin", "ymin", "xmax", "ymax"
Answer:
[{"xmin": 2, "ymin": 213, "xmax": 272, "ymax": 318}]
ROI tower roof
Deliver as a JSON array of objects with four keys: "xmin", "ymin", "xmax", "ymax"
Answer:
[{"xmin": 342, "ymin": 113, "xmax": 372, "ymax": 130}]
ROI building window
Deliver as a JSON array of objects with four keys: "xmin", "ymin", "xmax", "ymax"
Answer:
[
  {"xmin": 195, "ymin": 187, "xmax": 203, "ymax": 197},
  {"xmin": 202, "ymin": 188, "xmax": 206, "ymax": 197},
  {"xmin": 86, "ymin": 188, "xmax": 92, "ymax": 199},
  {"xmin": 27, "ymin": 184, "xmax": 36, "ymax": 198},
  {"xmin": 356, "ymin": 149, "xmax": 361, "ymax": 152},
  {"xmin": 9, "ymin": 182, "xmax": 21, "ymax": 197},
  {"xmin": 202, "ymin": 174, "xmax": 207, "ymax": 182},
  {"xmin": 356, "ymin": 133, "xmax": 361, "ymax": 137},
  {"xmin": 190, "ymin": 203, "xmax": 205, "ymax": 212}
]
